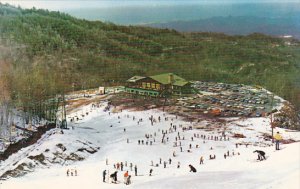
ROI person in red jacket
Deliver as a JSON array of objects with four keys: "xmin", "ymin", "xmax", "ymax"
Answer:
[{"xmin": 124, "ymin": 171, "xmax": 129, "ymax": 184}]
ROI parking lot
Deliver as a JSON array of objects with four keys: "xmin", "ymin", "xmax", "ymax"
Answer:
[{"xmin": 176, "ymin": 81, "xmax": 281, "ymax": 117}]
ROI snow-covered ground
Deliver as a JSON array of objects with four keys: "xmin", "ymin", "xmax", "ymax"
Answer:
[
  {"xmin": 1, "ymin": 101, "xmax": 299, "ymax": 189},
  {"xmin": 0, "ymin": 107, "xmax": 49, "ymax": 153}
]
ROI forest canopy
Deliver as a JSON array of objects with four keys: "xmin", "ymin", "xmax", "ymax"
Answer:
[{"xmin": 0, "ymin": 3, "xmax": 299, "ymax": 112}]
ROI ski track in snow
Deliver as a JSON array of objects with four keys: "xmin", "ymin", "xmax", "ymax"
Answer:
[{"xmin": 0, "ymin": 102, "xmax": 299, "ymax": 189}]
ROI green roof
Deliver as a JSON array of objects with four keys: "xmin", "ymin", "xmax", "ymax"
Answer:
[
  {"xmin": 127, "ymin": 76, "xmax": 146, "ymax": 82},
  {"xmin": 149, "ymin": 73, "xmax": 189, "ymax": 86}
]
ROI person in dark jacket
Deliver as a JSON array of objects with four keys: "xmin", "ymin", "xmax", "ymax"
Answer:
[
  {"xmin": 126, "ymin": 175, "xmax": 131, "ymax": 185},
  {"xmin": 110, "ymin": 171, "xmax": 118, "ymax": 183},
  {"xmin": 189, "ymin": 164, "xmax": 197, "ymax": 172},
  {"xmin": 134, "ymin": 165, "xmax": 137, "ymax": 176},
  {"xmin": 149, "ymin": 169, "xmax": 153, "ymax": 176},
  {"xmin": 103, "ymin": 170, "xmax": 106, "ymax": 182},
  {"xmin": 253, "ymin": 150, "xmax": 266, "ymax": 161}
]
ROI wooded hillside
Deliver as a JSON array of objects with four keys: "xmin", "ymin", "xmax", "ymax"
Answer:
[{"xmin": 0, "ymin": 3, "xmax": 299, "ymax": 111}]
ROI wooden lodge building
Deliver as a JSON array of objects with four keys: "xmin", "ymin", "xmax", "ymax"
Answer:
[{"xmin": 125, "ymin": 73, "xmax": 192, "ymax": 97}]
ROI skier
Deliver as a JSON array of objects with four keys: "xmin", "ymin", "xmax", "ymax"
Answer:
[
  {"xmin": 200, "ymin": 156, "xmax": 204, "ymax": 164},
  {"xmin": 189, "ymin": 164, "xmax": 197, "ymax": 172},
  {"xmin": 67, "ymin": 169, "xmax": 69, "ymax": 176},
  {"xmin": 149, "ymin": 169, "xmax": 153, "ymax": 176},
  {"xmin": 121, "ymin": 162, "xmax": 124, "ymax": 171},
  {"xmin": 134, "ymin": 165, "xmax": 137, "ymax": 176},
  {"xmin": 177, "ymin": 162, "xmax": 180, "ymax": 168},
  {"xmin": 253, "ymin": 150, "xmax": 266, "ymax": 161},
  {"xmin": 124, "ymin": 171, "xmax": 129, "ymax": 184},
  {"xmin": 126, "ymin": 175, "xmax": 131, "ymax": 185},
  {"xmin": 274, "ymin": 132, "xmax": 283, "ymax": 150},
  {"xmin": 130, "ymin": 163, "xmax": 133, "ymax": 171},
  {"xmin": 110, "ymin": 171, "xmax": 118, "ymax": 183},
  {"xmin": 103, "ymin": 170, "xmax": 107, "ymax": 182}
]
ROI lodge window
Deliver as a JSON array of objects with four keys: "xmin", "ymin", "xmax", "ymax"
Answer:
[
  {"xmin": 151, "ymin": 83, "xmax": 156, "ymax": 89},
  {"xmin": 147, "ymin": 83, "xmax": 151, "ymax": 88},
  {"xmin": 142, "ymin": 82, "xmax": 146, "ymax": 88}
]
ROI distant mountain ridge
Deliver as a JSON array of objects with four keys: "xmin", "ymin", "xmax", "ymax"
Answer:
[{"xmin": 147, "ymin": 16, "xmax": 300, "ymax": 39}]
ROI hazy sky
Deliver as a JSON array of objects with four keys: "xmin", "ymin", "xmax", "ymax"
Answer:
[{"xmin": 1, "ymin": 0, "xmax": 299, "ymax": 11}]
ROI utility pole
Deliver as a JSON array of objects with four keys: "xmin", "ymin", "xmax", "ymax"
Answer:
[
  {"xmin": 270, "ymin": 93, "xmax": 275, "ymax": 143},
  {"xmin": 60, "ymin": 93, "xmax": 67, "ymax": 129}
]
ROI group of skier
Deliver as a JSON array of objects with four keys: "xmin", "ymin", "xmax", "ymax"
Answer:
[
  {"xmin": 99, "ymin": 105, "xmax": 284, "ymax": 186},
  {"xmin": 103, "ymin": 161, "xmax": 138, "ymax": 185},
  {"xmin": 66, "ymin": 168, "xmax": 78, "ymax": 177}
]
